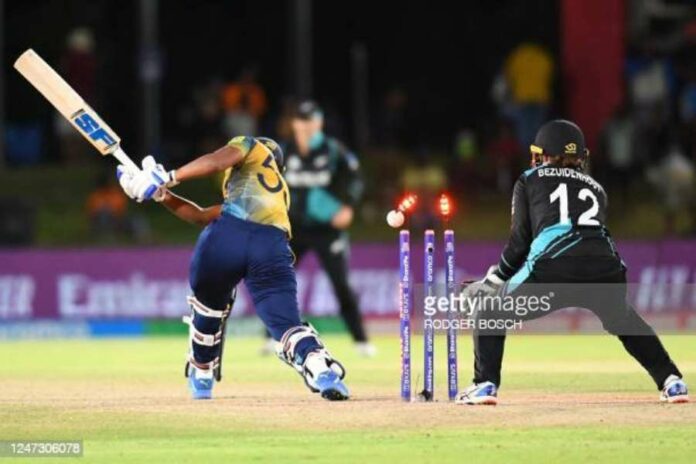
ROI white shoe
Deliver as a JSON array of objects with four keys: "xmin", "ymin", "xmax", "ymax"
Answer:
[
  {"xmin": 660, "ymin": 375, "xmax": 689, "ymax": 404},
  {"xmin": 455, "ymin": 381, "xmax": 498, "ymax": 405},
  {"xmin": 355, "ymin": 342, "xmax": 377, "ymax": 357}
]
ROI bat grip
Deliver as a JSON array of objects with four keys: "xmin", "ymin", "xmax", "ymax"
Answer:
[{"xmin": 112, "ymin": 146, "xmax": 140, "ymax": 173}]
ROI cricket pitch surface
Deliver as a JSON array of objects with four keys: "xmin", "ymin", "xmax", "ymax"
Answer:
[{"xmin": 2, "ymin": 334, "xmax": 695, "ymax": 463}]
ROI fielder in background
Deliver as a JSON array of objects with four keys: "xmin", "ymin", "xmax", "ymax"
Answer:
[
  {"xmin": 457, "ymin": 119, "xmax": 689, "ymax": 406},
  {"xmin": 116, "ymin": 136, "xmax": 349, "ymax": 401},
  {"xmin": 262, "ymin": 100, "xmax": 375, "ymax": 357}
]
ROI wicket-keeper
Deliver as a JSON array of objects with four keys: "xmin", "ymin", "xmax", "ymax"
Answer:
[{"xmin": 457, "ymin": 120, "xmax": 689, "ymax": 405}]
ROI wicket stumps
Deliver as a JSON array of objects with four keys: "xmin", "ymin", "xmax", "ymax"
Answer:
[
  {"xmin": 422, "ymin": 230, "xmax": 436, "ymax": 401},
  {"xmin": 445, "ymin": 230, "xmax": 458, "ymax": 401},
  {"xmin": 399, "ymin": 230, "xmax": 412, "ymax": 402},
  {"xmin": 399, "ymin": 228, "xmax": 458, "ymax": 402}
]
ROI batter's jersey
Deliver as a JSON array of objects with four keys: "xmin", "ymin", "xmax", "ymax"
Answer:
[
  {"xmin": 221, "ymin": 136, "xmax": 291, "ymax": 236},
  {"xmin": 496, "ymin": 164, "xmax": 618, "ymax": 282}
]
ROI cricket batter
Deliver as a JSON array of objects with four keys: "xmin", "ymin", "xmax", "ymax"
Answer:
[
  {"xmin": 457, "ymin": 120, "xmax": 689, "ymax": 405},
  {"xmin": 116, "ymin": 136, "xmax": 349, "ymax": 401}
]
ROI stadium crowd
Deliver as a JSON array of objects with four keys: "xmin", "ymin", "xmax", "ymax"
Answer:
[{"xmin": 3, "ymin": 1, "xmax": 696, "ymax": 244}]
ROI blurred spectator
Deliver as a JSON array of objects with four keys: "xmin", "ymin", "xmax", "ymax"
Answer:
[
  {"xmin": 190, "ymin": 81, "xmax": 226, "ymax": 155},
  {"xmin": 63, "ymin": 28, "xmax": 96, "ymax": 99},
  {"xmin": 58, "ymin": 28, "xmax": 96, "ymax": 163},
  {"xmin": 484, "ymin": 119, "xmax": 520, "ymax": 194},
  {"xmin": 454, "ymin": 128, "xmax": 478, "ymax": 164},
  {"xmin": 221, "ymin": 66, "xmax": 267, "ymax": 137},
  {"xmin": 502, "ymin": 43, "xmax": 554, "ymax": 150},
  {"xmin": 600, "ymin": 104, "xmax": 637, "ymax": 203},
  {"xmin": 625, "ymin": 48, "xmax": 676, "ymax": 126},
  {"xmin": 86, "ymin": 172, "xmax": 150, "ymax": 242},
  {"xmin": 645, "ymin": 145, "xmax": 695, "ymax": 235}
]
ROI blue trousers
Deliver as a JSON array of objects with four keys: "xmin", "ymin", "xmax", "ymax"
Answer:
[{"xmin": 189, "ymin": 213, "xmax": 317, "ymax": 363}]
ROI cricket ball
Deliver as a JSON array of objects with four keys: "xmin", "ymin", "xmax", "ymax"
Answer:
[{"xmin": 386, "ymin": 210, "xmax": 405, "ymax": 228}]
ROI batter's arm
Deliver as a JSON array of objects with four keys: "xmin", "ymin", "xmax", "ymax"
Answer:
[
  {"xmin": 173, "ymin": 144, "xmax": 246, "ymax": 183},
  {"xmin": 160, "ymin": 191, "xmax": 222, "ymax": 226}
]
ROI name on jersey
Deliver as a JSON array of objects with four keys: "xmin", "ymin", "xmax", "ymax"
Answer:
[{"xmin": 538, "ymin": 167, "xmax": 602, "ymax": 191}]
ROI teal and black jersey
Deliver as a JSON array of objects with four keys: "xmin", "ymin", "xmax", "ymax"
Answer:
[
  {"xmin": 496, "ymin": 164, "xmax": 618, "ymax": 281},
  {"xmin": 283, "ymin": 134, "xmax": 364, "ymax": 230}
]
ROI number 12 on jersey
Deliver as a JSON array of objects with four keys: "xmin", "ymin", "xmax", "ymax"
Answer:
[{"xmin": 549, "ymin": 183, "xmax": 599, "ymax": 226}]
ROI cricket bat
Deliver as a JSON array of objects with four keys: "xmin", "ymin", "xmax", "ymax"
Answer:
[{"xmin": 13, "ymin": 49, "xmax": 139, "ymax": 172}]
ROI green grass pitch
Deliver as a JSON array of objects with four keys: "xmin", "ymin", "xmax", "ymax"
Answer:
[{"xmin": 1, "ymin": 333, "xmax": 695, "ymax": 463}]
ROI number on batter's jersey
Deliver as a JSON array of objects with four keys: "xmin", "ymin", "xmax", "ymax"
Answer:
[{"xmin": 221, "ymin": 136, "xmax": 292, "ymax": 235}]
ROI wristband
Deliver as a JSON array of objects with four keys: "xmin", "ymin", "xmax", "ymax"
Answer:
[{"xmin": 167, "ymin": 170, "xmax": 179, "ymax": 187}]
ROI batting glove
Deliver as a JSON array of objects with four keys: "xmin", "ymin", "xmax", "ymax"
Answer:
[
  {"xmin": 116, "ymin": 165, "xmax": 138, "ymax": 200},
  {"xmin": 128, "ymin": 156, "xmax": 178, "ymax": 202}
]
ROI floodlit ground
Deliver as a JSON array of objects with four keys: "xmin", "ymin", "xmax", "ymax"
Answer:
[{"xmin": 1, "ymin": 334, "xmax": 695, "ymax": 463}]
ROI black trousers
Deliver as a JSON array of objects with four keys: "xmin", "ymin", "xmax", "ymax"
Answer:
[
  {"xmin": 473, "ymin": 256, "xmax": 682, "ymax": 389},
  {"xmin": 265, "ymin": 228, "xmax": 368, "ymax": 342}
]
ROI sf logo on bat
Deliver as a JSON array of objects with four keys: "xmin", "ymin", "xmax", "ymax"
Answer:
[{"xmin": 72, "ymin": 110, "xmax": 117, "ymax": 148}]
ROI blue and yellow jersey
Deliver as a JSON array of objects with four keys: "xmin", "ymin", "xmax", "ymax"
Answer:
[{"xmin": 221, "ymin": 136, "xmax": 291, "ymax": 236}]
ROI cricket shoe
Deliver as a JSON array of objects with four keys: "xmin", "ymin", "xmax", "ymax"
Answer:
[
  {"xmin": 313, "ymin": 370, "xmax": 350, "ymax": 401},
  {"xmin": 660, "ymin": 375, "xmax": 689, "ymax": 404},
  {"xmin": 187, "ymin": 364, "xmax": 215, "ymax": 400},
  {"xmin": 303, "ymin": 351, "xmax": 350, "ymax": 401},
  {"xmin": 455, "ymin": 381, "xmax": 498, "ymax": 405}
]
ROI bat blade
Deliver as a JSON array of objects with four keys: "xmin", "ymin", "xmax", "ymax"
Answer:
[{"xmin": 14, "ymin": 49, "xmax": 121, "ymax": 157}]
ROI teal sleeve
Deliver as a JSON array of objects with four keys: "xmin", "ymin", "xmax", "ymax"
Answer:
[{"xmin": 306, "ymin": 188, "xmax": 342, "ymax": 223}]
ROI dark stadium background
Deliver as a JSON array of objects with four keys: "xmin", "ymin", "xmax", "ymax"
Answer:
[
  {"xmin": 1, "ymin": 1, "xmax": 694, "ymax": 246},
  {"xmin": 3, "ymin": 0, "xmax": 558, "ymax": 155}
]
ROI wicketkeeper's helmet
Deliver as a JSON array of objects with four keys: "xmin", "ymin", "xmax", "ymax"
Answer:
[{"xmin": 530, "ymin": 119, "xmax": 589, "ymax": 170}]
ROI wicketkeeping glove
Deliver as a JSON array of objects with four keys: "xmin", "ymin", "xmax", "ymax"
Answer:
[{"xmin": 460, "ymin": 265, "xmax": 505, "ymax": 301}]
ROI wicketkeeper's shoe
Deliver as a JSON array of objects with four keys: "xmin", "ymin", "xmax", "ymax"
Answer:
[
  {"xmin": 455, "ymin": 381, "xmax": 498, "ymax": 405},
  {"xmin": 660, "ymin": 375, "xmax": 689, "ymax": 404},
  {"xmin": 187, "ymin": 364, "xmax": 214, "ymax": 400},
  {"xmin": 313, "ymin": 370, "xmax": 350, "ymax": 401}
]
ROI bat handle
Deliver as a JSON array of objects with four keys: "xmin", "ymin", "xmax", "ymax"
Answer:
[{"xmin": 112, "ymin": 146, "xmax": 140, "ymax": 173}]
